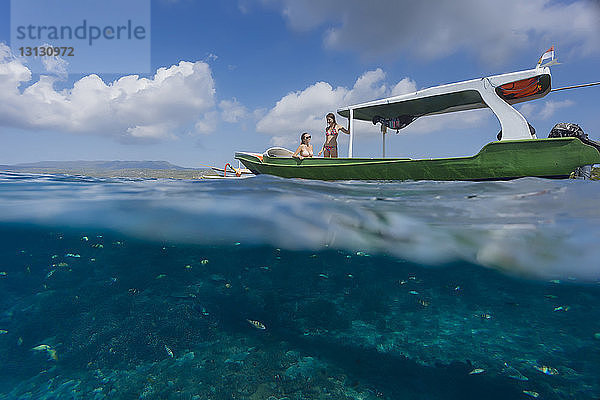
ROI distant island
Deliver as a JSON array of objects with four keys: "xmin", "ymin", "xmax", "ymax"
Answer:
[{"xmin": 0, "ymin": 160, "xmax": 217, "ymax": 179}]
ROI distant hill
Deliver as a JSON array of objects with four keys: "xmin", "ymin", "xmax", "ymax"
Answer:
[
  {"xmin": 0, "ymin": 160, "xmax": 216, "ymax": 179},
  {"xmin": 2, "ymin": 160, "xmax": 192, "ymax": 170}
]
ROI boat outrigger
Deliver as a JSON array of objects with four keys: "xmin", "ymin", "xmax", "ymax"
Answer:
[{"xmin": 235, "ymin": 61, "xmax": 600, "ymax": 181}]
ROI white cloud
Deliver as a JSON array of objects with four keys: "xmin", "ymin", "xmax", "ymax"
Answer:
[
  {"xmin": 39, "ymin": 51, "xmax": 69, "ymax": 79},
  {"xmin": 219, "ymin": 98, "xmax": 250, "ymax": 123},
  {"xmin": 262, "ymin": 0, "xmax": 600, "ymax": 63},
  {"xmin": 256, "ymin": 69, "xmax": 493, "ymax": 145},
  {"xmin": 0, "ymin": 43, "xmax": 218, "ymax": 141},
  {"xmin": 539, "ymin": 100, "xmax": 575, "ymax": 120},
  {"xmin": 256, "ymin": 69, "xmax": 418, "ymax": 146},
  {"xmin": 519, "ymin": 99, "xmax": 575, "ymax": 121},
  {"xmin": 391, "ymin": 78, "xmax": 417, "ymax": 97},
  {"xmin": 403, "ymin": 109, "xmax": 491, "ymax": 134}
]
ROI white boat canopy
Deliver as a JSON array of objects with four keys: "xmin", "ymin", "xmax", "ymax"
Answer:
[{"xmin": 338, "ymin": 67, "xmax": 551, "ymax": 157}]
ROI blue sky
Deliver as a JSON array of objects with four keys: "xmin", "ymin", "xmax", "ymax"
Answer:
[{"xmin": 0, "ymin": 0, "xmax": 599, "ymax": 167}]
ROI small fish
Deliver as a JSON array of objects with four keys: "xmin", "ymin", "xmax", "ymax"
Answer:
[
  {"xmin": 247, "ymin": 319, "xmax": 266, "ymax": 330},
  {"xmin": 46, "ymin": 270, "xmax": 56, "ymax": 279},
  {"xmin": 399, "ymin": 280, "xmax": 407, "ymax": 285},
  {"xmin": 318, "ymin": 273, "xmax": 329, "ymax": 279},
  {"xmin": 56, "ymin": 262, "xmax": 68, "ymax": 267},
  {"xmin": 469, "ymin": 368, "xmax": 485, "ymax": 375},
  {"xmin": 523, "ymin": 390, "xmax": 539, "ymax": 398},
  {"xmin": 92, "ymin": 244, "xmax": 103, "ymax": 249},
  {"xmin": 81, "ymin": 236, "xmax": 89, "ymax": 241},
  {"xmin": 503, "ymin": 363, "xmax": 528, "ymax": 381},
  {"xmin": 553, "ymin": 306, "xmax": 570, "ymax": 312},
  {"xmin": 409, "ymin": 290, "xmax": 419, "ymax": 295},
  {"xmin": 480, "ymin": 313, "xmax": 492, "ymax": 319},
  {"xmin": 201, "ymin": 259, "xmax": 209, "ymax": 265},
  {"xmin": 155, "ymin": 274, "xmax": 167, "ymax": 279},
  {"xmin": 164, "ymin": 345, "xmax": 174, "ymax": 358},
  {"xmin": 0, "ymin": 272, "xmax": 6, "ymax": 277},
  {"xmin": 534, "ymin": 365, "xmax": 558, "ymax": 375},
  {"xmin": 47, "ymin": 349, "xmax": 58, "ymax": 361},
  {"xmin": 418, "ymin": 299, "xmax": 429, "ymax": 307},
  {"xmin": 65, "ymin": 253, "xmax": 80, "ymax": 258},
  {"xmin": 32, "ymin": 344, "xmax": 52, "ymax": 351},
  {"xmin": 0, "ymin": 329, "xmax": 8, "ymax": 334}
]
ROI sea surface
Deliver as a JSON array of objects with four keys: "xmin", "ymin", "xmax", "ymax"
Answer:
[{"xmin": 0, "ymin": 171, "xmax": 599, "ymax": 400}]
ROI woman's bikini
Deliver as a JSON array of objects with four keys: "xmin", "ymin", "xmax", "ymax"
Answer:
[
  {"xmin": 324, "ymin": 126, "xmax": 338, "ymax": 152},
  {"xmin": 300, "ymin": 145, "xmax": 313, "ymax": 157}
]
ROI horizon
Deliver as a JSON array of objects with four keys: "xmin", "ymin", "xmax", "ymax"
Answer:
[{"xmin": 1, "ymin": 0, "xmax": 599, "ymax": 168}]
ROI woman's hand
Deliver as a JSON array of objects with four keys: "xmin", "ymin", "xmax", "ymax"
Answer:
[{"xmin": 318, "ymin": 149, "xmax": 323, "ymax": 156}]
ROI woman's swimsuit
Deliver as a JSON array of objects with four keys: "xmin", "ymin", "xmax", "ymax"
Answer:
[
  {"xmin": 326, "ymin": 126, "xmax": 338, "ymax": 138},
  {"xmin": 324, "ymin": 126, "xmax": 338, "ymax": 152}
]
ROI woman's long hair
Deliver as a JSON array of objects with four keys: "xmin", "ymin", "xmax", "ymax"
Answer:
[
  {"xmin": 326, "ymin": 113, "xmax": 336, "ymax": 131},
  {"xmin": 301, "ymin": 132, "xmax": 310, "ymax": 144}
]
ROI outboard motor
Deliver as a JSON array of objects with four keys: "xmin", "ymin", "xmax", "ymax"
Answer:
[
  {"xmin": 549, "ymin": 123, "xmax": 599, "ymax": 179},
  {"xmin": 549, "ymin": 123, "xmax": 587, "ymax": 140}
]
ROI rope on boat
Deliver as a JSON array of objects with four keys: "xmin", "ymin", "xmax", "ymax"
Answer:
[
  {"xmin": 223, "ymin": 163, "xmax": 242, "ymax": 177},
  {"xmin": 194, "ymin": 163, "xmax": 242, "ymax": 178},
  {"xmin": 551, "ymin": 82, "xmax": 600, "ymax": 92}
]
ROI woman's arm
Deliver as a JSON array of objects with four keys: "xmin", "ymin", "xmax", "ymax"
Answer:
[
  {"xmin": 337, "ymin": 123, "xmax": 350, "ymax": 135},
  {"xmin": 292, "ymin": 145, "xmax": 303, "ymax": 159},
  {"xmin": 318, "ymin": 142, "xmax": 325, "ymax": 156}
]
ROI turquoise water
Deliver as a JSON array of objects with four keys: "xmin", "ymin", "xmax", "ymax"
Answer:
[{"xmin": 0, "ymin": 171, "xmax": 599, "ymax": 399}]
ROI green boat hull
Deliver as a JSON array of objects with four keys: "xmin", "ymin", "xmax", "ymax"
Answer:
[{"xmin": 235, "ymin": 138, "xmax": 600, "ymax": 181}]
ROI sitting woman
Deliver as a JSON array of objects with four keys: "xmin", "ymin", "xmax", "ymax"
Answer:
[{"xmin": 293, "ymin": 132, "xmax": 314, "ymax": 160}]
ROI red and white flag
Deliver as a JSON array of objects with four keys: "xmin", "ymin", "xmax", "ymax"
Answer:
[{"xmin": 538, "ymin": 46, "xmax": 554, "ymax": 65}]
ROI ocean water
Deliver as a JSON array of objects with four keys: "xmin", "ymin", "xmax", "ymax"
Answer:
[{"xmin": 0, "ymin": 171, "xmax": 599, "ymax": 400}]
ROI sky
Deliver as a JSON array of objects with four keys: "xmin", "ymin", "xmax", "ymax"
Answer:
[{"xmin": 0, "ymin": 0, "xmax": 599, "ymax": 168}]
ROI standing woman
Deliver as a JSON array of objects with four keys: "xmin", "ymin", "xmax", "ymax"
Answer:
[{"xmin": 318, "ymin": 112, "xmax": 350, "ymax": 158}]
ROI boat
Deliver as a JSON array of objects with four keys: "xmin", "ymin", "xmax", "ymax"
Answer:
[{"xmin": 235, "ymin": 59, "xmax": 600, "ymax": 181}]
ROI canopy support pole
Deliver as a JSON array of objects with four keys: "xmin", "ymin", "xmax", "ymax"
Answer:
[
  {"xmin": 479, "ymin": 78, "xmax": 530, "ymax": 140},
  {"xmin": 348, "ymin": 108, "xmax": 354, "ymax": 158},
  {"xmin": 381, "ymin": 124, "xmax": 387, "ymax": 158}
]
